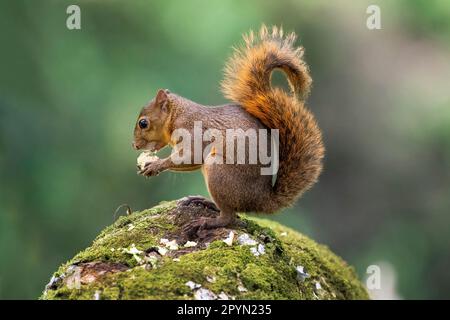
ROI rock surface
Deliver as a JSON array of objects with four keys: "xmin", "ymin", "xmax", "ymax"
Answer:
[{"xmin": 41, "ymin": 199, "xmax": 369, "ymax": 300}]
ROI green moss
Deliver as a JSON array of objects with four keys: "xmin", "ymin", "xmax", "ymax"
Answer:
[
  {"xmin": 251, "ymin": 217, "xmax": 369, "ymax": 299},
  {"xmin": 54, "ymin": 201, "xmax": 177, "ymax": 274},
  {"xmin": 41, "ymin": 200, "xmax": 369, "ymax": 300}
]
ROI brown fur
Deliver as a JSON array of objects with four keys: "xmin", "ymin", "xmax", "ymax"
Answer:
[{"xmin": 133, "ymin": 25, "xmax": 324, "ymax": 230}]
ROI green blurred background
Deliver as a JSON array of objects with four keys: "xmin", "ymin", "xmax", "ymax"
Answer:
[{"xmin": 0, "ymin": 0, "xmax": 449, "ymax": 299}]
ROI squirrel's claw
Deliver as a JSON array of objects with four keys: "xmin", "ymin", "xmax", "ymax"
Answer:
[
  {"xmin": 182, "ymin": 218, "xmax": 210, "ymax": 239},
  {"xmin": 138, "ymin": 161, "xmax": 162, "ymax": 177}
]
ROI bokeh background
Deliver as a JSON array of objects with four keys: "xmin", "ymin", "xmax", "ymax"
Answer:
[{"xmin": 1, "ymin": 0, "xmax": 449, "ymax": 299}]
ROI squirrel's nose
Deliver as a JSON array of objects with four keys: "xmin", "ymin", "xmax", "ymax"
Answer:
[{"xmin": 132, "ymin": 141, "xmax": 139, "ymax": 150}]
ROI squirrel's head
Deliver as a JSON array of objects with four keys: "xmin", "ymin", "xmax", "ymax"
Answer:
[{"xmin": 132, "ymin": 89, "xmax": 172, "ymax": 151}]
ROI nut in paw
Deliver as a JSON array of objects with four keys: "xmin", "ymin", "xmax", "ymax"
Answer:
[{"xmin": 136, "ymin": 151, "xmax": 159, "ymax": 171}]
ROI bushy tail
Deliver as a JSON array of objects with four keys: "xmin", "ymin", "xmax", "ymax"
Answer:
[{"xmin": 221, "ymin": 25, "xmax": 325, "ymax": 212}]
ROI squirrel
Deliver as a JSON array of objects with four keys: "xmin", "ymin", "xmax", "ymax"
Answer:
[{"xmin": 132, "ymin": 25, "xmax": 324, "ymax": 235}]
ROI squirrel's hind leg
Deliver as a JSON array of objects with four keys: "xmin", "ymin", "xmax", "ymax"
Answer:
[{"xmin": 204, "ymin": 210, "xmax": 237, "ymax": 228}]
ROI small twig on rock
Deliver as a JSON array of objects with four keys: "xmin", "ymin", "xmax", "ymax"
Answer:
[{"xmin": 113, "ymin": 204, "xmax": 132, "ymax": 221}]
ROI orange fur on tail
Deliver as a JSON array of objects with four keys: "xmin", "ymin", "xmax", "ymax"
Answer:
[{"xmin": 221, "ymin": 25, "xmax": 324, "ymax": 212}]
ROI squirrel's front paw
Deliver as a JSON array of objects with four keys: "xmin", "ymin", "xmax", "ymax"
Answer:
[{"xmin": 138, "ymin": 160, "xmax": 163, "ymax": 177}]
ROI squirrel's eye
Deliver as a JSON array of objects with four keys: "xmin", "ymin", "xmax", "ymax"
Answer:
[{"xmin": 139, "ymin": 119, "xmax": 149, "ymax": 129}]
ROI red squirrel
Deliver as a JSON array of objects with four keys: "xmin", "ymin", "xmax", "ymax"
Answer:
[{"xmin": 132, "ymin": 25, "xmax": 324, "ymax": 235}]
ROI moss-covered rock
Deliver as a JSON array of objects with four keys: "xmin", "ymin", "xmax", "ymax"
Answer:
[{"xmin": 41, "ymin": 199, "xmax": 369, "ymax": 300}]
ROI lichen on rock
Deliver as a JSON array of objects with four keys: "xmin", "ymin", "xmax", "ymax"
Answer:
[{"xmin": 41, "ymin": 198, "xmax": 369, "ymax": 300}]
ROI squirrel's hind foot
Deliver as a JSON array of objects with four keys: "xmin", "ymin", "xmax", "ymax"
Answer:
[{"xmin": 182, "ymin": 213, "xmax": 237, "ymax": 239}]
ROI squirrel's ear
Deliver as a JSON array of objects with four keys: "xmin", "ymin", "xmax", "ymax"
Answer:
[
  {"xmin": 155, "ymin": 89, "xmax": 170, "ymax": 103},
  {"xmin": 155, "ymin": 89, "xmax": 170, "ymax": 112}
]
